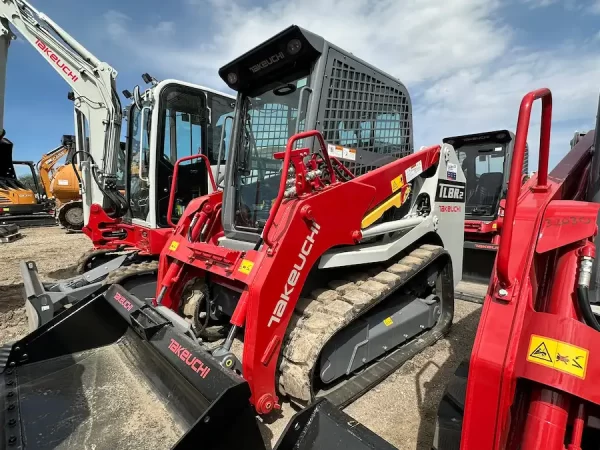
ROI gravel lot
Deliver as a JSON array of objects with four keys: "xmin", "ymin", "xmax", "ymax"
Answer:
[{"xmin": 0, "ymin": 227, "xmax": 482, "ymax": 450}]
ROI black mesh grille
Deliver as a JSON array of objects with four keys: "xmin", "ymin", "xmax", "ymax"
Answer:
[{"xmin": 321, "ymin": 58, "xmax": 412, "ymax": 176}]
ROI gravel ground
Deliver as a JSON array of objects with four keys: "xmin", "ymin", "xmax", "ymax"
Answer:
[
  {"xmin": 0, "ymin": 227, "xmax": 92, "ymax": 343},
  {"xmin": 0, "ymin": 227, "xmax": 482, "ymax": 450}
]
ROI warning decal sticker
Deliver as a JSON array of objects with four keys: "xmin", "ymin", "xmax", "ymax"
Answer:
[
  {"xmin": 327, "ymin": 144, "xmax": 356, "ymax": 161},
  {"xmin": 527, "ymin": 334, "xmax": 588, "ymax": 379},
  {"xmin": 168, "ymin": 241, "xmax": 179, "ymax": 251},
  {"xmin": 391, "ymin": 174, "xmax": 405, "ymax": 193},
  {"xmin": 238, "ymin": 259, "xmax": 255, "ymax": 275}
]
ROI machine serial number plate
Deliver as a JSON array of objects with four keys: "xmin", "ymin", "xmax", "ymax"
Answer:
[{"xmin": 527, "ymin": 334, "xmax": 588, "ymax": 379}]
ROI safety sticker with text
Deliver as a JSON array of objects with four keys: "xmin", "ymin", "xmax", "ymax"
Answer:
[
  {"xmin": 405, "ymin": 160, "xmax": 423, "ymax": 182},
  {"xmin": 168, "ymin": 241, "xmax": 179, "ymax": 251},
  {"xmin": 527, "ymin": 334, "xmax": 588, "ymax": 379}
]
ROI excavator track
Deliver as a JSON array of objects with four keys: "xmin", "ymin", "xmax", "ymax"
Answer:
[
  {"xmin": 279, "ymin": 243, "xmax": 451, "ymax": 408},
  {"xmin": 102, "ymin": 260, "xmax": 159, "ymax": 285},
  {"xmin": 76, "ymin": 248, "xmax": 126, "ymax": 274}
]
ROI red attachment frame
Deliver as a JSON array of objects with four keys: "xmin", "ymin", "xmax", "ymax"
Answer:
[
  {"xmin": 497, "ymin": 88, "xmax": 552, "ymax": 288},
  {"xmin": 167, "ymin": 153, "xmax": 217, "ymax": 228},
  {"xmin": 262, "ymin": 130, "xmax": 336, "ymax": 248}
]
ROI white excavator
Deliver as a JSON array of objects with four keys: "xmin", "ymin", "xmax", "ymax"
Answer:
[{"xmin": 0, "ymin": 0, "xmax": 236, "ymax": 330}]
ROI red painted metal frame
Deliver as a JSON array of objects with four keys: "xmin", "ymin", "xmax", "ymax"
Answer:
[
  {"xmin": 167, "ymin": 153, "xmax": 217, "ymax": 228},
  {"xmin": 262, "ymin": 129, "xmax": 336, "ymax": 249},
  {"xmin": 497, "ymin": 88, "xmax": 552, "ymax": 290},
  {"xmin": 83, "ymin": 153, "xmax": 217, "ymax": 256},
  {"xmin": 156, "ymin": 131, "xmax": 442, "ymax": 414},
  {"xmin": 82, "ymin": 203, "xmax": 173, "ymax": 255},
  {"xmin": 459, "ymin": 90, "xmax": 599, "ymax": 449}
]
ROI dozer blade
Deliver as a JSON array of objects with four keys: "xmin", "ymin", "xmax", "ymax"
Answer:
[
  {"xmin": 0, "ymin": 284, "xmax": 266, "ymax": 450},
  {"xmin": 455, "ymin": 242, "xmax": 495, "ymax": 303}
]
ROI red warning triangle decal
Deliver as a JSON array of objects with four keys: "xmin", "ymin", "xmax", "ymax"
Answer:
[{"xmin": 530, "ymin": 342, "xmax": 553, "ymax": 363}]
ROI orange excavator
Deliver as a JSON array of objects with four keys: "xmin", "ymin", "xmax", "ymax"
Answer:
[
  {"xmin": 36, "ymin": 135, "xmax": 82, "ymax": 229},
  {"xmin": 37, "ymin": 135, "xmax": 126, "ymax": 230}
]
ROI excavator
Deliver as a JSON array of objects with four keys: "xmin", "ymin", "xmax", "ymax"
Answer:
[
  {"xmin": 0, "ymin": 152, "xmax": 55, "ymax": 227},
  {"xmin": 0, "ymin": 25, "xmax": 466, "ymax": 448},
  {"xmin": 36, "ymin": 135, "xmax": 127, "ymax": 230},
  {"xmin": 444, "ymin": 130, "xmax": 529, "ymax": 303},
  {"xmin": 0, "ymin": 0, "xmax": 237, "ymax": 330},
  {"xmin": 435, "ymin": 89, "xmax": 600, "ymax": 449}
]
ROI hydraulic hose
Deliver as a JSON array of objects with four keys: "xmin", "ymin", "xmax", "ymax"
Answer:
[
  {"xmin": 577, "ymin": 255, "xmax": 600, "ymax": 332},
  {"xmin": 70, "ymin": 149, "xmax": 128, "ymax": 218}
]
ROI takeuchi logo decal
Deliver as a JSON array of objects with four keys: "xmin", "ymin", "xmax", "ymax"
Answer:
[
  {"xmin": 113, "ymin": 292, "xmax": 134, "ymax": 311},
  {"xmin": 35, "ymin": 39, "xmax": 79, "ymax": 82},
  {"xmin": 168, "ymin": 339, "xmax": 211, "ymax": 379}
]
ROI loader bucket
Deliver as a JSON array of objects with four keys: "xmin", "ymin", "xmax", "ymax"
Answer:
[{"xmin": 0, "ymin": 284, "xmax": 266, "ymax": 450}]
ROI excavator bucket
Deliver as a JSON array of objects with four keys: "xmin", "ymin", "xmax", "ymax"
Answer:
[{"xmin": 0, "ymin": 284, "xmax": 394, "ymax": 450}]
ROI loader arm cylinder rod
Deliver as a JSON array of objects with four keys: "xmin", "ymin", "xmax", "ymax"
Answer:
[
  {"xmin": 361, "ymin": 216, "xmax": 425, "ymax": 239},
  {"xmin": 497, "ymin": 88, "xmax": 552, "ymax": 288}
]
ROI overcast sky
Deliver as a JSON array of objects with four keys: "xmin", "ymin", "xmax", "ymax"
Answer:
[{"xmin": 4, "ymin": 0, "xmax": 600, "ymax": 175}]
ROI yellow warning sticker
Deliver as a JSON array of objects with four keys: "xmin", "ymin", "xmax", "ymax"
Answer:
[
  {"xmin": 383, "ymin": 317, "xmax": 393, "ymax": 326},
  {"xmin": 527, "ymin": 334, "xmax": 588, "ymax": 379},
  {"xmin": 238, "ymin": 259, "xmax": 254, "ymax": 275},
  {"xmin": 391, "ymin": 175, "xmax": 405, "ymax": 193},
  {"xmin": 168, "ymin": 241, "xmax": 179, "ymax": 251}
]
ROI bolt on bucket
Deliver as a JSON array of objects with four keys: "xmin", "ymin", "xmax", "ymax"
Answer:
[{"xmin": 0, "ymin": 284, "xmax": 265, "ymax": 449}]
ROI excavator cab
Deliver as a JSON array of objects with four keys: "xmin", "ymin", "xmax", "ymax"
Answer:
[
  {"xmin": 123, "ymin": 82, "xmax": 234, "ymax": 228},
  {"xmin": 444, "ymin": 130, "xmax": 529, "ymax": 301}
]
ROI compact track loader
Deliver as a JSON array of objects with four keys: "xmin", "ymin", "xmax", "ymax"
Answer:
[
  {"xmin": 0, "ymin": 25, "xmax": 465, "ymax": 449},
  {"xmin": 435, "ymin": 89, "xmax": 600, "ymax": 449}
]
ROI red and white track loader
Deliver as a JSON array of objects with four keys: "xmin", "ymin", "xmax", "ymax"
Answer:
[
  {"xmin": 435, "ymin": 89, "xmax": 600, "ymax": 449},
  {"xmin": 0, "ymin": 25, "xmax": 467, "ymax": 448}
]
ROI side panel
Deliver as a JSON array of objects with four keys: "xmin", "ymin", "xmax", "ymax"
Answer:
[{"xmin": 320, "ymin": 144, "xmax": 466, "ymax": 286}]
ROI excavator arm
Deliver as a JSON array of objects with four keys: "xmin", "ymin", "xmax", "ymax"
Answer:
[
  {"xmin": 0, "ymin": 0, "xmax": 125, "ymax": 223},
  {"xmin": 36, "ymin": 142, "xmax": 70, "ymax": 197}
]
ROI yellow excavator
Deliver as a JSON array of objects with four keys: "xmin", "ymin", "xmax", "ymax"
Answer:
[{"xmin": 0, "ymin": 132, "xmax": 55, "ymax": 227}]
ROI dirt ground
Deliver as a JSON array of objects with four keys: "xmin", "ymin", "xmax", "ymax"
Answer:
[
  {"xmin": 0, "ymin": 227, "xmax": 482, "ymax": 450},
  {"xmin": 0, "ymin": 227, "xmax": 92, "ymax": 343}
]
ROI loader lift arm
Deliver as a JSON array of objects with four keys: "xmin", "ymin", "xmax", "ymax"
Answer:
[{"xmin": 0, "ymin": 0, "xmax": 126, "ymax": 222}]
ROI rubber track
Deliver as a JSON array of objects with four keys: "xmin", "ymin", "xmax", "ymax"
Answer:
[
  {"xmin": 76, "ymin": 248, "xmax": 119, "ymax": 274},
  {"xmin": 279, "ymin": 243, "xmax": 445, "ymax": 404},
  {"xmin": 102, "ymin": 260, "xmax": 159, "ymax": 285}
]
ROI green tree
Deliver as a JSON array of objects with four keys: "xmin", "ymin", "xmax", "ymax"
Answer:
[{"xmin": 18, "ymin": 174, "xmax": 37, "ymax": 191}]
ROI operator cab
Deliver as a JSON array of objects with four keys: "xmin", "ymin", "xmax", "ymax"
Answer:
[
  {"xmin": 124, "ymin": 79, "xmax": 235, "ymax": 228},
  {"xmin": 443, "ymin": 130, "xmax": 527, "ymax": 222},
  {"xmin": 218, "ymin": 25, "xmax": 412, "ymax": 247}
]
